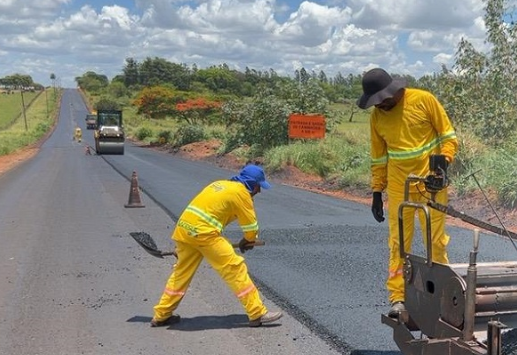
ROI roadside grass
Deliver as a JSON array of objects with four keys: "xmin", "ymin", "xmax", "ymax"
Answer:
[
  {"xmin": 0, "ymin": 89, "xmax": 60, "ymax": 155},
  {"xmin": 0, "ymin": 91, "xmax": 41, "ymax": 129}
]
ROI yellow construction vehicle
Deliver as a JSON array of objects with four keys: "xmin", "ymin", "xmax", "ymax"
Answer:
[{"xmin": 94, "ymin": 110, "xmax": 124, "ymax": 155}]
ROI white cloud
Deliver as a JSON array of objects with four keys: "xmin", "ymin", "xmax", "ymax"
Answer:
[
  {"xmin": 433, "ymin": 53, "xmax": 453, "ymax": 67},
  {"xmin": 0, "ymin": 0, "xmax": 491, "ymax": 87}
]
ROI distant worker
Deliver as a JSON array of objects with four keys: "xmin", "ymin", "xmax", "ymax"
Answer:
[
  {"xmin": 356, "ymin": 68, "xmax": 458, "ymax": 318},
  {"xmin": 74, "ymin": 126, "xmax": 82, "ymax": 143},
  {"xmin": 151, "ymin": 164, "xmax": 283, "ymax": 328}
]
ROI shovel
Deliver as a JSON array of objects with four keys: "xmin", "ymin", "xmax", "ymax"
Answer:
[{"xmin": 129, "ymin": 231, "xmax": 265, "ymax": 259}]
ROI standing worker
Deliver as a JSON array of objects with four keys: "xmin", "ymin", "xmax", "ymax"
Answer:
[
  {"xmin": 151, "ymin": 164, "xmax": 283, "ymax": 328},
  {"xmin": 74, "ymin": 126, "xmax": 82, "ymax": 143},
  {"xmin": 357, "ymin": 68, "xmax": 458, "ymax": 317}
]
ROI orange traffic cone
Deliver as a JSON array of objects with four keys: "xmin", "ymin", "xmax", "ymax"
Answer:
[{"xmin": 125, "ymin": 171, "xmax": 145, "ymax": 208}]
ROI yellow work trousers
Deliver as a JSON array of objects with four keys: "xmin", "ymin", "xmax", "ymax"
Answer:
[
  {"xmin": 386, "ymin": 188, "xmax": 450, "ymax": 303},
  {"xmin": 153, "ymin": 234, "xmax": 267, "ymax": 322}
]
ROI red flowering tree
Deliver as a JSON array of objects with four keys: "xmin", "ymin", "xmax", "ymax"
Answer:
[
  {"xmin": 133, "ymin": 86, "xmax": 183, "ymax": 119},
  {"xmin": 175, "ymin": 97, "xmax": 222, "ymax": 124}
]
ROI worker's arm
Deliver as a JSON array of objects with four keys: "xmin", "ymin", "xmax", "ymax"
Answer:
[
  {"xmin": 370, "ymin": 112, "xmax": 388, "ymax": 192},
  {"xmin": 233, "ymin": 190, "xmax": 259, "ymax": 253},
  {"xmin": 426, "ymin": 93, "xmax": 458, "ymax": 163}
]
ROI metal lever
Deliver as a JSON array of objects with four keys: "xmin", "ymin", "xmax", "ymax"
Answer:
[{"xmin": 463, "ymin": 229, "xmax": 479, "ymax": 342}]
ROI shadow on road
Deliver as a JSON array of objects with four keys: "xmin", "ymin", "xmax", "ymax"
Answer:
[{"xmin": 127, "ymin": 314, "xmax": 282, "ymax": 330}]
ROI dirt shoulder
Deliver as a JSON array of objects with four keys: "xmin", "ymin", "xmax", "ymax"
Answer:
[{"xmin": 0, "ymin": 147, "xmax": 39, "ymax": 175}]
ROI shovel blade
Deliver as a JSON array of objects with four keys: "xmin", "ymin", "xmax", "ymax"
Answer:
[{"xmin": 129, "ymin": 232, "xmax": 164, "ymax": 259}]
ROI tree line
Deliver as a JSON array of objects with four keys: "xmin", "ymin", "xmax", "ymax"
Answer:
[
  {"xmin": 75, "ymin": 59, "xmax": 382, "ymax": 103},
  {"xmin": 76, "ymin": 0, "xmax": 517, "ymax": 149},
  {"xmin": 0, "ymin": 74, "xmax": 44, "ymax": 90}
]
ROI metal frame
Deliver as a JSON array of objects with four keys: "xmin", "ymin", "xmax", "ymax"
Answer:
[{"xmin": 382, "ymin": 174, "xmax": 509, "ymax": 355}]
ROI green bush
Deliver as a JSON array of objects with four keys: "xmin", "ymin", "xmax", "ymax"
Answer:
[
  {"xmin": 95, "ymin": 96, "xmax": 120, "ymax": 111},
  {"xmin": 173, "ymin": 124, "xmax": 206, "ymax": 147},
  {"xmin": 157, "ymin": 130, "xmax": 172, "ymax": 144},
  {"xmin": 35, "ymin": 122, "xmax": 50, "ymax": 135},
  {"xmin": 135, "ymin": 127, "xmax": 153, "ymax": 140}
]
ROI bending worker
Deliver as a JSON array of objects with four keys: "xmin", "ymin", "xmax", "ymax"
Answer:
[
  {"xmin": 151, "ymin": 164, "xmax": 283, "ymax": 327},
  {"xmin": 357, "ymin": 68, "xmax": 458, "ymax": 317}
]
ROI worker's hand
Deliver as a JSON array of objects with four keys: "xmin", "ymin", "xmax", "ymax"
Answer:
[
  {"xmin": 238, "ymin": 238, "xmax": 255, "ymax": 253},
  {"xmin": 371, "ymin": 192, "xmax": 385, "ymax": 223}
]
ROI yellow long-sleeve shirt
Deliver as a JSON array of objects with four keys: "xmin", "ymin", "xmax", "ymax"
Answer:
[
  {"xmin": 370, "ymin": 88, "xmax": 458, "ymax": 193},
  {"xmin": 173, "ymin": 180, "xmax": 259, "ymax": 243}
]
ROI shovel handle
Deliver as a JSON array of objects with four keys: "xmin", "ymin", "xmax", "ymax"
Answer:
[
  {"xmin": 231, "ymin": 240, "xmax": 266, "ymax": 248},
  {"xmin": 161, "ymin": 240, "xmax": 265, "ymax": 257},
  {"xmin": 161, "ymin": 250, "xmax": 178, "ymax": 257}
]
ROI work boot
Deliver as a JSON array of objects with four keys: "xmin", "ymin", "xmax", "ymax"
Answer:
[
  {"xmin": 388, "ymin": 301, "xmax": 405, "ymax": 318},
  {"xmin": 249, "ymin": 311, "xmax": 283, "ymax": 327},
  {"xmin": 150, "ymin": 314, "xmax": 181, "ymax": 327}
]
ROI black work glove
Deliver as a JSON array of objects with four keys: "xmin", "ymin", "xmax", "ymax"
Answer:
[
  {"xmin": 371, "ymin": 192, "xmax": 385, "ymax": 223},
  {"xmin": 238, "ymin": 238, "xmax": 255, "ymax": 253}
]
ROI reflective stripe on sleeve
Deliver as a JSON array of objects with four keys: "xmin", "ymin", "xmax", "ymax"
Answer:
[
  {"xmin": 241, "ymin": 221, "xmax": 258, "ymax": 232},
  {"xmin": 371, "ymin": 155, "xmax": 388, "ymax": 165}
]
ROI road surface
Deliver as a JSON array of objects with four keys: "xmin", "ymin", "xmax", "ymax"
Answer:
[{"xmin": 1, "ymin": 89, "xmax": 517, "ymax": 355}]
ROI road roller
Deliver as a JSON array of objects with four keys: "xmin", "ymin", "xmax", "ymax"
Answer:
[
  {"xmin": 382, "ymin": 159, "xmax": 517, "ymax": 355},
  {"xmin": 94, "ymin": 109, "xmax": 124, "ymax": 155}
]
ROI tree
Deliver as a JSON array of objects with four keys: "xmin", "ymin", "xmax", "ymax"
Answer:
[
  {"xmin": 318, "ymin": 70, "xmax": 328, "ymax": 83},
  {"xmin": 107, "ymin": 82, "xmax": 129, "ymax": 98},
  {"xmin": 0, "ymin": 74, "xmax": 33, "ymax": 89},
  {"xmin": 132, "ymin": 86, "xmax": 182, "ymax": 119},
  {"xmin": 123, "ymin": 57, "xmax": 140, "ymax": 88},
  {"xmin": 75, "ymin": 71, "xmax": 109, "ymax": 93},
  {"xmin": 221, "ymin": 77, "xmax": 333, "ymax": 154},
  {"xmin": 95, "ymin": 97, "xmax": 120, "ymax": 111},
  {"xmin": 50, "ymin": 73, "xmax": 56, "ymax": 92},
  {"xmin": 195, "ymin": 66, "xmax": 242, "ymax": 95},
  {"xmin": 175, "ymin": 97, "xmax": 222, "ymax": 125},
  {"xmin": 138, "ymin": 57, "xmax": 191, "ymax": 90},
  {"xmin": 429, "ymin": 0, "xmax": 517, "ymax": 145}
]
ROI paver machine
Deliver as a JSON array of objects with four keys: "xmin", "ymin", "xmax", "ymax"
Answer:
[
  {"xmin": 94, "ymin": 109, "xmax": 124, "ymax": 155},
  {"xmin": 382, "ymin": 155, "xmax": 517, "ymax": 355}
]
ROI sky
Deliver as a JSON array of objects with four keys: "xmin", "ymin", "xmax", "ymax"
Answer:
[{"xmin": 0, "ymin": 0, "xmax": 492, "ymax": 88}]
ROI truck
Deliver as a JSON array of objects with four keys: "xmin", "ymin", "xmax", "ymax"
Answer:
[
  {"xmin": 94, "ymin": 110, "xmax": 124, "ymax": 155},
  {"xmin": 85, "ymin": 113, "xmax": 97, "ymax": 129}
]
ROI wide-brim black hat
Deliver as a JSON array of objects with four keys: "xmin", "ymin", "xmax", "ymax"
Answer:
[{"xmin": 357, "ymin": 68, "xmax": 406, "ymax": 109}]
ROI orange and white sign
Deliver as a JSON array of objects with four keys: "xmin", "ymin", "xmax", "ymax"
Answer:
[{"xmin": 288, "ymin": 114, "xmax": 326, "ymax": 139}]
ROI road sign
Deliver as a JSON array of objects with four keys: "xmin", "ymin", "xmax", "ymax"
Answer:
[{"xmin": 288, "ymin": 114, "xmax": 326, "ymax": 139}]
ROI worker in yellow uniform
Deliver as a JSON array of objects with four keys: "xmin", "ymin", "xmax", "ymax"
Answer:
[
  {"xmin": 357, "ymin": 68, "xmax": 458, "ymax": 318},
  {"xmin": 74, "ymin": 126, "xmax": 82, "ymax": 143},
  {"xmin": 151, "ymin": 164, "xmax": 283, "ymax": 327}
]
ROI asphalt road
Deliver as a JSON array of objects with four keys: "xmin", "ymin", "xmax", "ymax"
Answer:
[{"xmin": 1, "ymin": 89, "xmax": 517, "ymax": 355}]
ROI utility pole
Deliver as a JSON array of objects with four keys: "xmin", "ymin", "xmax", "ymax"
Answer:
[
  {"xmin": 45, "ymin": 88, "xmax": 49, "ymax": 118},
  {"xmin": 20, "ymin": 89, "xmax": 28, "ymax": 131}
]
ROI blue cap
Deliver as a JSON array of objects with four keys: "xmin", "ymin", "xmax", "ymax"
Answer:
[
  {"xmin": 240, "ymin": 165, "xmax": 271, "ymax": 189},
  {"xmin": 230, "ymin": 165, "xmax": 271, "ymax": 192}
]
